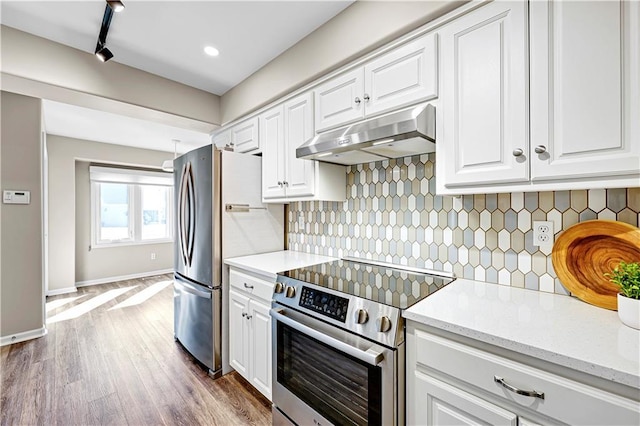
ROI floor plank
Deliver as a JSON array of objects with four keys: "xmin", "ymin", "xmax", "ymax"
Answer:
[{"xmin": 0, "ymin": 274, "xmax": 272, "ymax": 426}]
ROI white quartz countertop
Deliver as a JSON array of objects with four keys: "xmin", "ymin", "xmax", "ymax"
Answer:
[
  {"xmin": 224, "ymin": 250, "xmax": 337, "ymax": 281},
  {"xmin": 404, "ymin": 278, "xmax": 640, "ymax": 389}
]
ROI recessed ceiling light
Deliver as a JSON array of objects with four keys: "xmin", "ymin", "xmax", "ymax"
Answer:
[{"xmin": 204, "ymin": 46, "xmax": 219, "ymax": 57}]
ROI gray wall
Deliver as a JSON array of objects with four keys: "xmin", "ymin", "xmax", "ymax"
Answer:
[
  {"xmin": 220, "ymin": 0, "xmax": 466, "ymax": 123},
  {"xmin": 1, "ymin": 25, "xmax": 220, "ymax": 128},
  {"xmin": 0, "ymin": 91, "xmax": 44, "ymax": 337},
  {"xmin": 74, "ymin": 161, "xmax": 172, "ymax": 283},
  {"xmin": 47, "ymin": 135, "xmax": 175, "ymax": 293}
]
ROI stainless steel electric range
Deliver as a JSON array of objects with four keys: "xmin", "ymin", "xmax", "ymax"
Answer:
[{"xmin": 270, "ymin": 256, "xmax": 456, "ymax": 426}]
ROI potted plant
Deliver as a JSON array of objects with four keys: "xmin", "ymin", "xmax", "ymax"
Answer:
[{"xmin": 606, "ymin": 261, "xmax": 640, "ymax": 329}]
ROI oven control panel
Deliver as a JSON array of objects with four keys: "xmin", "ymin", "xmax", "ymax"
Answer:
[{"xmin": 299, "ymin": 286, "xmax": 349, "ymax": 323}]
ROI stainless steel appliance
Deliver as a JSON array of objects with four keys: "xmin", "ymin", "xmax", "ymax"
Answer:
[
  {"xmin": 296, "ymin": 103, "xmax": 435, "ymax": 165},
  {"xmin": 271, "ymin": 257, "xmax": 455, "ymax": 426},
  {"xmin": 174, "ymin": 145, "xmax": 284, "ymax": 377}
]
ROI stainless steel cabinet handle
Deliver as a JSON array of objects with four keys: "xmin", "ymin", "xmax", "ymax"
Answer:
[
  {"xmin": 354, "ymin": 97, "xmax": 361, "ymax": 105},
  {"xmin": 512, "ymin": 148, "xmax": 524, "ymax": 157},
  {"xmin": 363, "ymin": 93, "xmax": 370, "ymax": 102},
  {"xmin": 494, "ymin": 376, "xmax": 544, "ymax": 400},
  {"xmin": 243, "ymin": 283, "xmax": 254, "ymax": 289},
  {"xmin": 534, "ymin": 145, "xmax": 547, "ymax": 154}
]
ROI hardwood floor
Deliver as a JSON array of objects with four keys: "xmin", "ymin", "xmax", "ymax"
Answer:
[{"xmin": 0, "ymin": 274, "xmax": 272, "ymax": 425}]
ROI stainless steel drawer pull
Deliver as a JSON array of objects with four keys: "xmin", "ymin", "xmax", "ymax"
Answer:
[
  {"xmin": 243, "ymin": 283, "xmax": 254, "ymax": 289},
  {"xmin": 494, "ymin": 376, "xmax": 544, "ymax": 400}
]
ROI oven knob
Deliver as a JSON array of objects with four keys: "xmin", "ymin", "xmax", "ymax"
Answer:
[
  {"xmin": 285, "ymin": 286, "xmax": 296, "ymax": 298},
  {"xmin": 274, "ymin": 282, "xmax": 284, "ymax": 294},
  {"xmin": 354, "ymin": 309, "xmax": 369, "ymax": 324},
  {"xmin": 376, "ymin": 316, "xmax": 392, "ymax": 333}
]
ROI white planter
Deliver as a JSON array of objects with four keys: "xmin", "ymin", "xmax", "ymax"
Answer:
[{"xmin": 617, "ymin": 294, "xmax": 640, "ymax": 330}]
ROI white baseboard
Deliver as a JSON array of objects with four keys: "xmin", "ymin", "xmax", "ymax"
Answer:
[
  {"xmin": 1, "ymin": 326, "xmax": 48, "ymax": 346},
  {"xmin": 75, "ymin": 269, "xmax": 173, "ymax": 288},
  {"xmin": 46, "ymin": 286, "xmax": 78, "ymax": 297}
]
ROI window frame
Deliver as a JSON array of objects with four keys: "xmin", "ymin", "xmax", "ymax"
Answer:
[{"xmin": 91, "ymin": 180, "xmax": 174, "ymax": 249}]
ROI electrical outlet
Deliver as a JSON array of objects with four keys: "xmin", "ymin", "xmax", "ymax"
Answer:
[
  {"xmin": 533, "ymin": 221, "xmax": 554, "ymax": 246},
  {"xmin": 151, "ymin": 253, "xmax": 156, "ymax": 260},
  {"xmin": 298, "ymin": 213, "xmax": 304, "ymax": 229}
]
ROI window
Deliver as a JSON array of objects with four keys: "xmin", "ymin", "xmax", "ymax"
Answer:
[{"xmin": 91, "ymin": 166, "xmax": 173, "ymax": 247}]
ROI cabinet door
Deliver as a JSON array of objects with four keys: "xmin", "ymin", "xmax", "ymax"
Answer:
[
  {"xmin": 437, "ymin": 1, "xmax": 529, "ymax": 189},
  {"xmin": 364, "ymin": 32, "xmax": 438, "ymax": 117},
  {"xmin": 231, "ymin": 116, "xmax": 260, "ymax": 153},
  {"xmin": 228, "ymin": 289, "xmax": 250, "ymax": 378},
  {"xmin": 284, "ymin": 92, "xmax": 316, "ymax": 198},
  {"xmin": 260, "ymin": 105, "xmax": 286, "ymax": 199},
  {"xmin": 314, "ymin": 68, "xmax": 364, "ymax": 132},
  {"xmin": 412, "ymin": 371, "xmax": 517, "ymax": 426},
  {"xmin": 249, "ymin": 298, "xmax": 272, "ymax": 401},
  {"xmin": 530, "ymin": 0, "xmax": 640, "ymax": 180},
  {"xmin": 211, "ymin": 129, "xmax": 231, "ymax": 149}
]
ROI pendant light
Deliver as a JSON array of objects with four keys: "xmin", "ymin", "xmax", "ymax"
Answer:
[{"xmin": 162, "ymin": 139, "xmax": 179, "ymax": 172}]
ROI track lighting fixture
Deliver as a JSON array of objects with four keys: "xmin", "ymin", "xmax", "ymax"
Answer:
[
  {"xmin": 94, "ymin": 0, "xmax": 124, "ymax": 62},
  {"xmin": 107, "ymin": 1, "xmax": 125, "ymax": 13},
  {"xmin": 95, "ymin": 44, "xmax": 114, "ymax": 62}
]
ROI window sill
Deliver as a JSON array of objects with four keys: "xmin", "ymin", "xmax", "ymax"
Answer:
[{"xmin": 91, "ymin": 239, "xmax": 174, "ymax": 250}]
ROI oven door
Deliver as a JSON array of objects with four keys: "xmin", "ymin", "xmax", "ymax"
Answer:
[{"xmin": 271, "ymin": 306, "xmax": 399, "ymax": 426}]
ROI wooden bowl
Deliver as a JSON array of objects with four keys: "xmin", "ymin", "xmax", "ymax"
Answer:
[{"xmin": 552, "ymin": 220, "xmax": 640, "ymax": 310}]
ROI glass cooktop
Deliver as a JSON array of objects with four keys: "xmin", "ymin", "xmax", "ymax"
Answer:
[{"xmin": 278, "ymin": 257, "xmax": 455, "ymax": 310}]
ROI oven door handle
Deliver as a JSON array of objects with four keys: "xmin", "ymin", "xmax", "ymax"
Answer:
[{"xmin": 270, "ymin": 308, "xmax": 385, "ymax": 367}]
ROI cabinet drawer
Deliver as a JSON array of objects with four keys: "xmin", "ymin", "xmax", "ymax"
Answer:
[
  {"xmin": 414, "ymin": 330, "xmax": 639, "ymax": 425},
  {"xmin": 229, "ymin": 268, "xmax": 273, "ymax": 301}
]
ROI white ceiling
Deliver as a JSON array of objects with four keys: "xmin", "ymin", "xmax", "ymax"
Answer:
[
  {"xmin": 0, "ymin": 0, "xmax": 353, "ymax": 95},
  {"xmin": 43, "ymin": 100, "xmax": 211, "ymax": 154},
  {"xmin": 1, "ymin": 1, "xmax": 353, "ymax": 153}
]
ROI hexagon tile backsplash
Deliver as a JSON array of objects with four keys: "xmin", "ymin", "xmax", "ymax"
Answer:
[{"xmin": 288, "ymin": 154, "xmax": 640, "ymax": 295}]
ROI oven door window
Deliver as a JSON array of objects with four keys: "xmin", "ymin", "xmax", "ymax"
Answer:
[{"xmin": 276, "ymin": 321, "xmax": 382, "ymax": 426}]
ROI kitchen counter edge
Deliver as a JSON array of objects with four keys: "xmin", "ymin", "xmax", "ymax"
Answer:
[
  {"xmin": 403, "ymin": 278, "xmax": 640, "ymax": 389},
  {"xmin": 224, "ymin": 250, "xmax": 337, "ymax": 281}
]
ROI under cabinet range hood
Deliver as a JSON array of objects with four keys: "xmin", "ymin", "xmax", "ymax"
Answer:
[{"xmin": 297, "ymin": 103, "xmax": 436, "ymax": 165}]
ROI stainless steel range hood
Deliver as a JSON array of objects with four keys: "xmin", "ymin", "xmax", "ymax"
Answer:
[{"xmin": 297, "ymin": 103, "xmax": 435, "ymax": 165}]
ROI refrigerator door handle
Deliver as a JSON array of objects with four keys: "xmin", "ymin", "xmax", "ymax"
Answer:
[
  {"xmin": 175, "ymin": 277, "xmax": 212, "ymax": 299},
  {"xmin": 178, "ymin": 162, "xmax": 189, "ymax": 267},
  {"xmin": 186, "ymin": 162, "xmax": 196, "ymax": 267}
]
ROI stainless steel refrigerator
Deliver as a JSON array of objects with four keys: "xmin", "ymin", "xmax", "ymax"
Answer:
[{"xmin": 173, "ymin": 145, "xmax": 284, "ymax": 377}]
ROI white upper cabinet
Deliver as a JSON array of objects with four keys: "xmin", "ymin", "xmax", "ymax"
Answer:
[
  {"xmin": 529, "ymin": 0, "xmax": 640, "ymax": 181},
  {"xmin": 230, "ymin": 116, "xmax": 260, "ymax": 153},
  {"xmin": 364, "ymin": 32, "xmax": 438, "ymax": 117},
  {"xmin": 437, "ymin": 0, "xmax": 529, "ymax": 189},
  {"xmin": 261, "ymin": 105, "xmax": 286, "ymax": 200},
  {"xmin": 283, "ymin": 93, "xmax": 316, "ymax": 198},
  {"xmin": 211, "ymin": 128, "xmax": 231, "ymax": 149},
  {"xmin": 314, "ymin": 69, "xmax": 364, "ymax": 132},
  {"xmin": 262, "ymin": 93, "xmax": 346, "ymax": 203},
  {"xmin": 315, "ymin": 32, "xmax": 438, "ymax": 132},
  {"xmin": 437, "ymin": 0, "xmax": 640, "ymax": 194}
]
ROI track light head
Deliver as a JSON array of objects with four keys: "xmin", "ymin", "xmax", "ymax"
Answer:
[
  {"xmin": 95, "ymin": 45, "xmax": 114, "ymax": 62},
  {"xmin": 107, "ymin": 1, "xmax": 125, "ymax": 12}
]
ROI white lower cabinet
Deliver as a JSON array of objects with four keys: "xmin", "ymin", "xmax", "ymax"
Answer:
[
  {"xmin": 407, "ymin": 322, "xmax": 640, "ymax": 426},
  {"xmin": 414, "ymin": 371, "xmax": 518, "ymax": 426},
  {"xmin": 228, "ymin": 268, "xmax": 273, "ymax": 401}
]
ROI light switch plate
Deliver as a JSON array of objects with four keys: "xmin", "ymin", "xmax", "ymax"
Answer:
[{"xmin": 3, "ymin": 190, "xmax": 31, "ymax": 205}]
